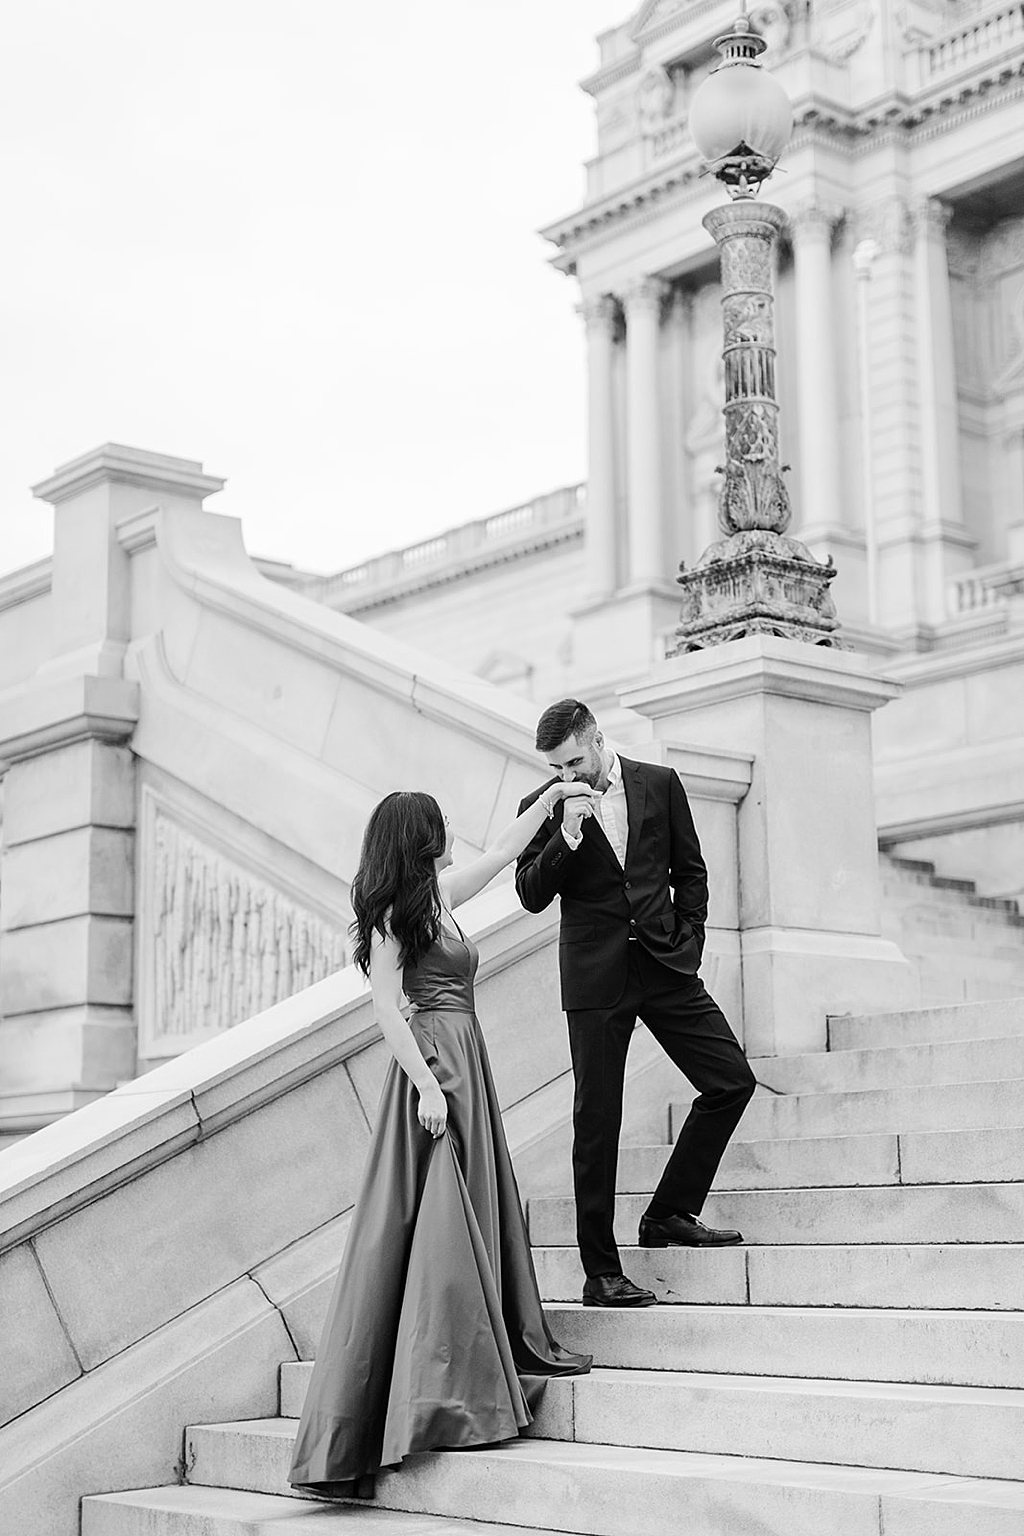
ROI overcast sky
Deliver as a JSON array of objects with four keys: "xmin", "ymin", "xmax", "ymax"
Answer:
[{"xmin": 0, "ymin": 1, "xmax": 633, "ymax": 580}]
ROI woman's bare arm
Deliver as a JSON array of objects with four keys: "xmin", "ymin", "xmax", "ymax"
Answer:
[{"xmin": 369, "ymin": 930, "xmax": 447, "ymax": 1136}]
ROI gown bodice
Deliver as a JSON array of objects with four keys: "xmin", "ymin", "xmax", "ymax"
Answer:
[{"xmin": 403, "ymin": 924, "xmax": 478, "ymax": 1014}]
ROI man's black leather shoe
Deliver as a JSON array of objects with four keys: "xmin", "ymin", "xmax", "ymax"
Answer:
[
  {"xmin": 582, "ymin": 1273, "xmax": 657, "ymax": 1307},
  {"xmin": 638, "ymin": 1212, "xmax": 743, "ymax": 1248}
]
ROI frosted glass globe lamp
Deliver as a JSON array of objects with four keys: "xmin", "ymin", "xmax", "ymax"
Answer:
[{"xmin": 688, "ymin": 15, "xmax": 792, "ymax": 197}]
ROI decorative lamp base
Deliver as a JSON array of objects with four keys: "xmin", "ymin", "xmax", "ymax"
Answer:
[{"xmin": 672, "ymin": 531, "xmax": 846, "ymax": 652}]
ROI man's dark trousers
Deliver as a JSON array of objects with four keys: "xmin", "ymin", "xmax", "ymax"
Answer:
[
  {"xmin": 569, "ymin": 943, "xmax": 755, "ymax": 1278},
  {"xmin": 515, "ymin": 755, "xmax": 757, "ymax": 1280}
]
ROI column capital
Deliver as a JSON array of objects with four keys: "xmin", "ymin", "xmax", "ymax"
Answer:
[
  {"xmin": 577, "ymin": 293, "xmax": 620, "ymax": 333},
  {"xmin": 910, "ymin": 197, "xmax": 954, "ymax": 241},
  {"xmin": 788, "ymin": 200, "xmax": 845, "ymax": 244},
  {"xmin": 853, "ymin": 197, "xmax": 914, "ymax": 257},
  {"xmin": 622, "ymin": 275, "xmax": 670, "ymax": 316}
]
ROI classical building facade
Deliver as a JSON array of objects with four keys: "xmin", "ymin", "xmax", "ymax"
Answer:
[{"xmin": 287, "ymin": 0, "xmax": 1024, "ymax": 892}]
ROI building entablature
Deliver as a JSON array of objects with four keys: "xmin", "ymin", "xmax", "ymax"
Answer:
[{"xmin": 543, "ymin": 0, "xmax": 1024, "ymax": 270}]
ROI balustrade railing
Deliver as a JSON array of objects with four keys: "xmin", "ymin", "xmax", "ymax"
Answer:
[
  {"xmin": 323, "ymin": 483, "xmax": 585, "ymax": 605},
  {"xmin": 906, "ymin": 0, "xmax": 1024, "ymax": 90},
  {"xmin": 950, "ymin": 560, "xmax": 1024, "ymax": 615}
]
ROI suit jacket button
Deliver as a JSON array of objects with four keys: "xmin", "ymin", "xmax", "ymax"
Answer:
[{"xmin": 624, "ymin": 880, "xmax": 631, "ymax": 890}]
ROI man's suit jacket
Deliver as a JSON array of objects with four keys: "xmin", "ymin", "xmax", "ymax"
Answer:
[{"xmin": 515, "ymin": 757, "xmax": 709, "ymax": 1012}]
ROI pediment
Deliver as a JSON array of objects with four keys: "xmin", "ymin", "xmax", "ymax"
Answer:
[{"xmin": 631, "ymin": 0, "xmax": 690, "ymax": 42}]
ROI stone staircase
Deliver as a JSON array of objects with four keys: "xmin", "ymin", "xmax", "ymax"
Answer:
[
  {"xmin": 83, "ymin": 995, "xmax": 1024, "ymax": 1536},
  {"xmin": 881, "ymin": 853, "xmax": 1024, "ymax": 1006}
]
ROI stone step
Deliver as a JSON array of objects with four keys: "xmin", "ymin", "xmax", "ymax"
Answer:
[
  {"xmin": 182, "ymin": 1421, "xmax": 1024, "ymax": 1536},
  {"xmin": 536, "ymin": 1304, "xmax": 1024, "ymax": 1389},
  {"xmin": 83, "ymin": 1486, "xmax": 549, "ymax": 1536},
  {"xmin": 694, "ymin": 1076, "xmax": 1024, "ymax": 1140},
  {"xmin": 530, "ymin": 1243, "xmax": 1024, "ymax": 1311},
  {"xmin": 277, "ymin": 1361, "xmax": 1024, "ymax": 1483},
  {"xmin": 750, "ymin": 1035, "xmax": 1024, "ymax": 1095},
  {"xmin": 621, "ymin": 1126, "xmax": 1024, "ymax": 1190},
  {"xmin": 528, "ymin": 1182, "xmax": 1024, "ymax": 1248},
  {"xmin": 828, "ymin": 999, "xmax": 1024, "ymax": 1051}
]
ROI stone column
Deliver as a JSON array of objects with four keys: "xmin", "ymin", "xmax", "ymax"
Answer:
[
  {"xmin": 790, "ymin": 202, "xmax": 845, "ymax": 537},
  {"xmin": 624, "ymin": 276, "xmax": 669, "ymax": 585},
  {"xmin": 622, "ymin": 638, "xmax": 917, "ymax": 1057},
  {"xmin": 0, "ymin": 445, "xmax": 225, "ymax": 1140},
  {"xmin": 912, "ymin": 198, "xmax": 975, "ymax": 623},
  {"xmin": 581, "ymin": 295, "xmax": 620, "ymax": 600}
]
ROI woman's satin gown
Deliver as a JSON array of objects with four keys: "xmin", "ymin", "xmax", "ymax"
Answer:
[{"xmin": 288, "ymin": 924, "xmax": 591, "ymax": 1494}]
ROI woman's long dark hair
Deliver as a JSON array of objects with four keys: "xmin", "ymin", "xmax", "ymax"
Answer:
[{"xmin": 350, "ymin": 791, "xmax": 447, "ymax": 975}]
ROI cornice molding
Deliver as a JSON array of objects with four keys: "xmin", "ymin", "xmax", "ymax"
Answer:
[
  {"xmin": 0, "ymin": 558, "xmax": 52, "ymax": 613},
  {"xmin": 543, "ymin": 66, "xmax": 1024, "ymax": 264}
]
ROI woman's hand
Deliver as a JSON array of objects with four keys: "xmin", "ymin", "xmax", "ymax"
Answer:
[
  {"xmin": 541, "ymin": 780, "xmax": 600, "ymax": 838},
  {"xmin": 417, "ymin": 1079, "xmax": 448, "ymax": 1139}
]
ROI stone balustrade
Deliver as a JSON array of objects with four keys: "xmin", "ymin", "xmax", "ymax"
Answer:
[
  {"xmin": 313, "ymin": 483, "xmax": 585, "ymax": 609},
  {"xmin": 904, "ymin": 0, "xmax": 1024, "ymax": 91}
]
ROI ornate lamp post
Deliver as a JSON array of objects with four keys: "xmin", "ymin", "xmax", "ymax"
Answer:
[{"xmin": 673, "ymin": 14, "xmax": 843, "ymax": 650}]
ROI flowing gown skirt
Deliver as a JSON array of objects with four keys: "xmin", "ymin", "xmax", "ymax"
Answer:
[{"xmin": 288, "ymin": 1003, "xmax": 590, "ymax": 1493}]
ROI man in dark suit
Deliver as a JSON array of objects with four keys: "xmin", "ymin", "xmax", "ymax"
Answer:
[{"xmin": 516, "ymin": 699, "xmax": 757, "ymax": 1308}]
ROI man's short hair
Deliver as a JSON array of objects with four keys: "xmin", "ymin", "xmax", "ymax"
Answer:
[{"xmin": 535, "ymin": 699, "xmax": 597, "ymax": 754}]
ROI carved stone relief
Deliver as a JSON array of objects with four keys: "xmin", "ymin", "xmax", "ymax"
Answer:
[
  {"xmin": 810, "ymin": 0, "xmax": 877, "ymax": 60},
  {"xmin": 140, "ymin": 798, "xmax": 347, "ymax": 1053}
]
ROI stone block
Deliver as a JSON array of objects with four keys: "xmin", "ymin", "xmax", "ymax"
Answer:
[
  {"xmin": 85, "ymin": 1486, "xmax": 551, "ymax": 1536},
  {"xmin": 0, "ymin": 1276, "xmax": 289, "ymax": 1536},
  {"xmin": 530, "ymin": 1182, "xmax": 1024, "ymax": 1250},
  {"xmin": 251, "ymin": 1212, "xmax": 351, "ymax": 1361},
  {"xmin": 752, "ymin": 1034, "xmax": 1024, "ymax": 1095},
  {"xmin": 619, "ymin": 1131, "xmax": 900, "ymax": 1193},
  {"xmin": 884, "ymin": 1481, "xmax": 1024, "ymax": 1535},
  {"xmin": 540, "ymin": 1303, "xmax": 1024, "ymax": 1388},
  {"xmin": 740, "ymin": 929, "xmax": 918, "ymax": 1056},
  {"xmin": 566, "ymin": 1368, "xmax": 1024, "ymax": 1481},
  {"xmin": 320, "ymin": 673, "xmax": 515, "ymax": 851},
  {"xmin": 1, "ymin": 827, "xmax": 134, "ymax": 929},
  {"xmin": 0, "ymin": 916, "xmax": 133, "ymax": 1014},
  {"xmin": 707, "ymin": 1077, "xmax": 1024, "ymax": 1139},
  {"xmin": 31, "ymin": 1065, "xmax": 367, "ymax": 1370},
  {"xmin": 899, "ymin": 1127, "xmax": 1024, "ymax": 1185},
  {"xmin": 532, "ymin": 1244, "xmax": 748, "ymax": 1306},
  {"xmin": 747, "ymin": 1244, "xmax": 1024, "ymax": 1311},
  {"xmin": 0, "ymin": 1008, "xmax": 136, "ymax": 1094},
  {"xmin": 2, "ymin": 740, "xmax": 134, "ymax": 847},
  {"xmin": 0, "ymin": 1243, "xmax": 81, "ymax": 1427},
  {"xmin": 827, "ymin": 998, "xmax": 1024, "ymax": 1051},
  {"xmin": 185, "ymin": 610, "xmax": 346, "ymax": 761}
]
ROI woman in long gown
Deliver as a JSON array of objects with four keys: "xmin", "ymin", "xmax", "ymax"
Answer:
[{"xmin": 289, "ymin": 785, "xmax": 596, "ymax": 1497}]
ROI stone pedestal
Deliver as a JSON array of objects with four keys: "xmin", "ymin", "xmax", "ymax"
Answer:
[
  {"xmin": 621, "ymin": 636, "xmax": 918, "ymax": 1056},
  {"xmin": 0, "ymin": 445, "xmax": 224, "ymax": 1139}
]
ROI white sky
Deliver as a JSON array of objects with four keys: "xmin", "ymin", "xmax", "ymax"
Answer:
[{"xmin": 0, "ymin": 0, "xmax": 632, "ymax": 580}]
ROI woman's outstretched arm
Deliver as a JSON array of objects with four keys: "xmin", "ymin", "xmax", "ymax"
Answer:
[
  {"xmin": 369, "ymin": 929, "xmax": 447, "ymax": 1137},
  {"xmin": 441, "ymin": 782, "xmax": 597, "ymax": 909}
]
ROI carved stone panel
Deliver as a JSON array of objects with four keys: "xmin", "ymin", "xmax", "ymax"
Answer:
[{"xmin": 137, "ymin": 791, "xmax": 347, "ymax": 1058}]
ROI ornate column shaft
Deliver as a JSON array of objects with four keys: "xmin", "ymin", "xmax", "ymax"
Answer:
[
  {"xmin": 912, "ymin": 198, "xmax": 974, "ymax": 623},
  {"xmin": 624, "ymin": 276, "xmax": 669, "ymax": 584},
  {"xmin": 580, "ymin": 295, "xmax": 620, "ymax": 599},
  {"xmin": 791, "ymin": 202, "xmax": 844, "ymax": 527},
  {"xmin": 673, "ymin": 200, "xmax": 841, "ymax": 649},
  {"xmin": 913, "ymin": 199, "xmax": 965, "ymax": 529}
]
